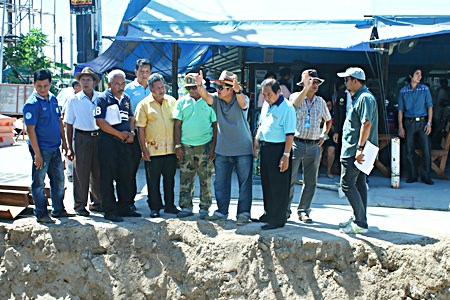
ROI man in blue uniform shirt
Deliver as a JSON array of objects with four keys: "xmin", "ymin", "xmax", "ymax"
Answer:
[
  {"xmin": 23, "ymin": 69, "xmax": 73, "ymax": 223},
  {"xmin": 124, "ymin": 58, "xmax": 152, "ymax": 211}
]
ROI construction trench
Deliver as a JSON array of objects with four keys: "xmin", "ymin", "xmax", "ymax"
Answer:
[{"xmin": 0, "ymin": 217, "xmax": 449, "ymax": 300}]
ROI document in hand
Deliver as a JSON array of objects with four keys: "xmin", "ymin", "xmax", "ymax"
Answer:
[
  {"xmin": 105, "ymin": 104, "xmax": 122, "ymax": 125},
  {"xmin": 354, "ymin": 141, "xmax": 379, "ymax": 175}
]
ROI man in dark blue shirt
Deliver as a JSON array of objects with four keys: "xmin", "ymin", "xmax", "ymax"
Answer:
[
  {"xmin": 23, "ymin": 69, "xmax": 73, "ymax": 223},
  {"xmin": 95, "ymin": 69, "xmax": 142, "ymax": 222},
  {"xmin": 398, "ymin": 67, "xmax": 434, "ymax": 185}
]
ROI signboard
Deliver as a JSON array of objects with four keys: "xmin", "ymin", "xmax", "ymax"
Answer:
[
  {"xmin": 0, "ymin": 84, "xmax": 34, "ymax": 115},
  {"xmin": 70, "ymin": 0, "xmax": 96, "ymax": 15}
]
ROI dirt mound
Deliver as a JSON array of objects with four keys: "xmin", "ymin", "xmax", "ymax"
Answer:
[{"xmin": 0, "ymin": 219, "xmax": 449, "ymax": 299}]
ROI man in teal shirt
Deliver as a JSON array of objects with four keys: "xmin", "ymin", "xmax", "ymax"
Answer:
[
  {"xmin": 173, "ymin": 74, "xmax": 217, "ymax": 218},
  {"xmin": 337, "ymin": 67, "xmax": 378, "ymax": 234}
]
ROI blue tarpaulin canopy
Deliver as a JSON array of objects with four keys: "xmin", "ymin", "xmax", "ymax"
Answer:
[{"xmin": 77, "ymin": 0, "xmax": 450, "ymax": 77}]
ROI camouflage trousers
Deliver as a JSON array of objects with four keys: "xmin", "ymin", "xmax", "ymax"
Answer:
[{"xmin": 179, "ymin": 141, "xmax": 214, "ymax": 210}]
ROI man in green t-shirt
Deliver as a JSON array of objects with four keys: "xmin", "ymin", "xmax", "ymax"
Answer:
[
  {"xmin": 336, "ymin": 67, "xmax": 378, "ymax": 234},
  {"xmin": 172, "ymin": 74, "xmax": 217, "ymax": 219}
]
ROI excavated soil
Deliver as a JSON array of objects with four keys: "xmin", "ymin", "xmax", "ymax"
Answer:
[{"xmin": 0, "ymin": 218, "xmax": 449, "ymax": 300}]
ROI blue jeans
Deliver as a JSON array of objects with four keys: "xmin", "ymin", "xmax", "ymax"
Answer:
[
  {"xmin": 29, "ymin": 146, "xmax": 66, "ymax": 218},
  {"xmin": 340, "ymin": 157, "xmax": 368, "ymax": 229},
  {"xmin": 213, "ymin": 154, "xmax": 253, "ymax": 217}
]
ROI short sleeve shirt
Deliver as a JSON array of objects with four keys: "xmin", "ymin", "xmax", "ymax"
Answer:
[
  {"xmin": 258, "ymin": 96, "xmax": 296, "ymax": 143},
  {"xmin": 172, "ymin": 95, "xmax": 217, "ymax": 146},
  {"xmin": 124, "ymin": 80, "xmax": 151, "ymax": 113},
  {"xmin": 397, "ymin": 83, "xmax": 433, "ymax": 118},
  {"xmin": 64, "ymin": 90, "xmax": 99, "ymax": 131},
  {"xmin": 23, "ymin": 91, "xmax": 61, "ymax": 150},
  {"xmin": 341, "ymin": 86, "xmax": 379, "ymax": 158},
  {"xmin": 94, "ymin": 89, "xmax": 133, "ymax": 132},
  {"xmin": 293, "ymin": 94, "xmax": 331, "ymax": 140},
  {"xmin": 135, "ymin": 94, "xmax": 176, "ymax": 156},
  {"xmin": 212, "ymin": 94, "xmax": 253, "ymax": 156}
]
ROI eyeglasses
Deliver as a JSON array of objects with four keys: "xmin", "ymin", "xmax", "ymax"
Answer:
[
  {"xmin": 312, "ymin": 80, "xmax": 322, "ymax": 85},
  {"xmin": 185, "ymin": 86, "xmax": 197, "ymax": 91},
  {"xmin": 217, "ymin": 85, "xmax": 231, "ymax": 91}
]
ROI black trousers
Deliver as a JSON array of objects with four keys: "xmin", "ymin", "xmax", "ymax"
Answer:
[
  {"xmin": 130, "ymin": 129, "xmax": 142, "ymax": 203},
  {"xmin": 144, "ymin": 154, "xmax": 177, "ymax": 211},
  {"xmin": 260, "ymin": 142, "xmax": 292, "ymax": 227},
  {"xmin": 405, "ymin": 118, "xmax": 431, "ymax": 180},
  {"xmin": 98, "ymin": 134, "xmax": 133, "ymax": 215}
]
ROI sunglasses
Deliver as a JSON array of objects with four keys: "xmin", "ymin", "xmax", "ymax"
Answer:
[
  {"xmin": 312, "ymin": 80, "xmax": 322, "ymax": 85},
  {"xmin": 185, "ymin": 86, "xmax": 198, "ymax": 91},
  {"xmin": 217, "ymin": 85, "xmax": 232, "ymax": 91}
]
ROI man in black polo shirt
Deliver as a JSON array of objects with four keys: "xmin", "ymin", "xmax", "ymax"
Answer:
[{"xmin": 95, "ymin": 69, "xmax": 142, "ymax": 222}]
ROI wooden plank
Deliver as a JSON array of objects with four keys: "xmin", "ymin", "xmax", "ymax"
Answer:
[
  {"xmin": 0, "ymin": 205, "xmax": 27, "ymax": 219},
  {"xmin": 0, "ymin": 189, "xmax": 30, "ymax": 206}
]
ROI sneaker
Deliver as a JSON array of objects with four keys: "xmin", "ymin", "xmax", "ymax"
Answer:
[
  {"xmin": 177, "ymin": 210, "xmax": 194, "ymax": 218},
  {"xmin": 338, "ymin": 216, "xmax": 354, "ymax": 228},
  {"xmin": 298, "ymin": 212, "xmax": 312, "ymax": 223},
  {"xmin": 236, "ymin": 214, "xmax": 251, "ymax": 226},
  {"xmin": 37, "ymin": 215, "xmax": 56, "ymax": 224},
  {"xmin": 199, "ymin": 209, "xmax": 209, "ymax": 220},
  {"xmin": 340, "ymin": 222, "xmax": 368, "ymax": 234}
]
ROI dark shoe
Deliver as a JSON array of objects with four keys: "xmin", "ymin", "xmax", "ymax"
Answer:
[
  {"xmin": 104, "ymin": 214, "xmax": 123, "ymax": 222},
  {"xmin": 164, "ymin": 207, "xmax": 180, "ymax": 214},
  {"xmin": 150, "ymin": 210, "xmax": 160, "ymax": 218},
  {"xmin": 51, "ymin": 211, "xmax": 76, "ymax": 218},
  {"xmin": 259, "ymin": 213, "xmax": 269, "ymax": 223},
  {"xmin": 89, "ymin": 205, "xmax": 104, "ymax": 213},
  {"xmin": 76, "ymin": 208, "xmax": 90, "ymax": 217},
  {"xmin": 299, "ymin": 212, "xmax": 312, "ymax": 223},
  {"xmin": 37, "ymin": 215, "xmax": 56, "ymax": 224},
  {"xmin": 422, "ymin": 178, "xmax": 434, "ymax": 185},
  {"xmin": 129, "ymin": 204, "xmax": 137, "ymax": 211},
  {"xmin": 406, "ymin": 178, "xmax": 417, "ymax": 183},
  {"xmin": 119, "ymin": 210, "xmax": 142, "ymax": 217},
  {"xmin": 261, "ymin": 223, "xmax": 284, "ymax": 230},
  {"xmin": 177, "ymin": 210, "xmax": 194, "ymax": 218}
]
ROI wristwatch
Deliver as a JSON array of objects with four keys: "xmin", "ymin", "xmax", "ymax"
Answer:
[
  {"xmin": 283, "ymin": 152, "xmax": 290, "ymax": 157},
  {"xmin": 357, "ymin": 144, "xmax": 365, "ymax": 151},
  {"xmin": 235, "ymin": 89, "xmax": 243, "ymax": 94},
  {"xmin": 427, "ymin": 122, "xmax": 432, "ymax": 126},
  {"xmin": 175, "ymin": 144, "xmax": 182, "ymax": 149}
]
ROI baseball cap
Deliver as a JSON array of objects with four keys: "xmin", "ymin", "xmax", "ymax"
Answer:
[{"xmin": 337, "ymin": 67, "xmax": 366, "ymax": 80}]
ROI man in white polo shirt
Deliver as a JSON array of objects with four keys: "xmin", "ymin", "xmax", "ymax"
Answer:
[{"xmin": 65, "ymin": 67, "xmax": 102, "ymax": 216}]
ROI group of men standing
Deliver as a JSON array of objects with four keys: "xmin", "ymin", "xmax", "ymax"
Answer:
[{"xmin": 23, "ymin": 60, "xmax": 433, "ymax": 234}]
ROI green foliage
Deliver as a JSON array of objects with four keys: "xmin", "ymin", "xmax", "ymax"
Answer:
[{"xmin": 3, "ymin": 28, "xmax": 52, "ymax": 83}]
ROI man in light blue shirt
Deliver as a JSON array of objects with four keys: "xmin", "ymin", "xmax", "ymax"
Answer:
[{"xmin": 124, "ymin": 59, "xmax": 152, "ymax": 210}]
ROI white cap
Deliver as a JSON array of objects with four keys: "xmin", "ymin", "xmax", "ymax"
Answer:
[{"xmin": 337, "ymin": 67, "xmax": 366, "ymax": 80}]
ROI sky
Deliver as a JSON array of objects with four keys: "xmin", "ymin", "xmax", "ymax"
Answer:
[{"xmin": 7, "ymin": 0, "xmax": 450, "ymax": 69}]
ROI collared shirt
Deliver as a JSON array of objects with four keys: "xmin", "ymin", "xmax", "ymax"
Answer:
[
  {"xmin": 341, "ymin": 85, "xmax": 379, "ymax": 158},
  {"xmin": 23, "ymin": 90, "xmax": 61, "ymax": 150},
  {"xmin": 292, "ymin": 94, "xmax": 331, "ymax": 140},
  {"xmin": 94, "ymin": 89, "xmax": 133, "ymax": 132},
  {"xmin": 398, "ymin": 83, "xmax": 433, "ymax": 118},
  {"xmin": 124, "ymin": 79, "xmax": 151, "ymax": 113},
  {"xmin": 258, "ymin": 95, "xmax": 296, "ymax": 143},
  {"xmin": 172, "ymin": 95, "xmax": 217, "ymax": 146},
  {"xmin": 64, "ymin": 90, "xmax": 99, "ymax": 131},
  {"xmin": 212, "ymin": 94, "xmax": 253, "ymax": 156},
  {"xmin": 135, "ymin": 94, "xmax": 176, "ymax": 156}
]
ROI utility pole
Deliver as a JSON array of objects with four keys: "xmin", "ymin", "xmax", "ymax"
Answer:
[
  {"xmin": 59, "ymin": 36, "xmax": 63, "ymax": 77},
  {"xmin": 0, "ymin": 1, "xmax": 7, "ymax": 84}
]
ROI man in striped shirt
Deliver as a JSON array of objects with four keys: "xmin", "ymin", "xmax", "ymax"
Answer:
[{"xmin": 288, "ymin": 69, "xmax": 332, "ymax": 223}]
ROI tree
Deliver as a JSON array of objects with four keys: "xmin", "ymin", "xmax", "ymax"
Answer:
[{"xmin": 3, "ymin": 28, "xmax": 52, "ymax": 83}]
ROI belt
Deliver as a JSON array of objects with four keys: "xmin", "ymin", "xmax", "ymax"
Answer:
[
  {"xmin": 259, "ymin": 141, "xmax": 284, "ymax": 146},
  {"xmin": 75, "ymin": 129, "xmax": 100, "ymax": 136},
  {"xmin": 294, "ymin": 137, "xmax": 319, "ymax": 144},
  {"xmin": 405, "ymin": 116, "xmax": 426, "ymax": 121}
]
